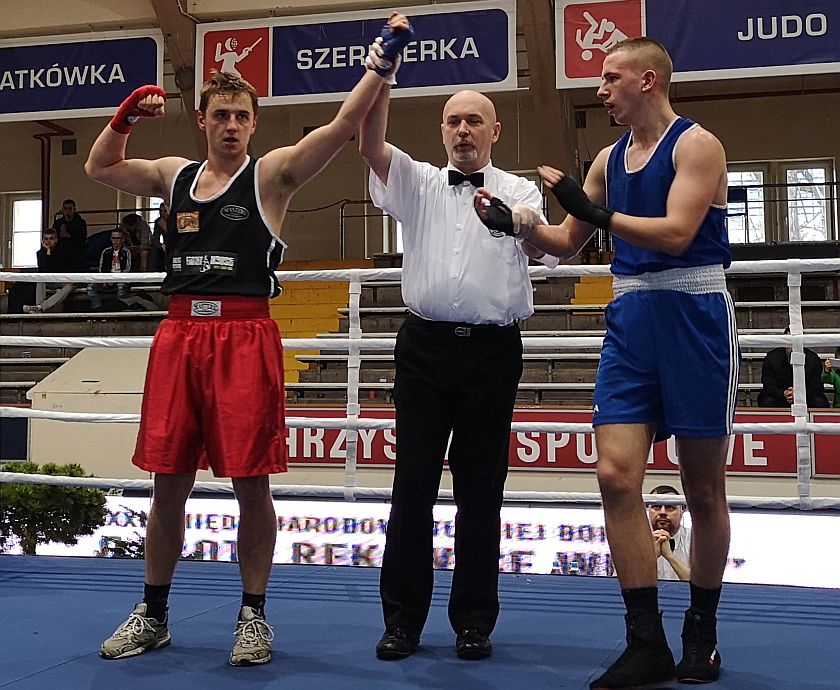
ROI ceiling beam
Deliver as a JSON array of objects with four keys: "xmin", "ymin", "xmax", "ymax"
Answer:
[
  {"xmin": 519, "ymin": 0, "xmax": 579, "ymax": 222},
  {"xmin": 149, "ymin": 0, "xmax": 206, "ymax": 158}
]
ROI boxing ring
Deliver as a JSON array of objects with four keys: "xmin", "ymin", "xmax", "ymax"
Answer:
[{"xmin": 1, "ymin": 259, "xmax": 839, "ymax": 689}]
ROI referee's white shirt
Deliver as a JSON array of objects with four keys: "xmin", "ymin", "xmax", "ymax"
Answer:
[{"xmin": 369, "ymin": 145, "xmax": 557, "ymax": 326}]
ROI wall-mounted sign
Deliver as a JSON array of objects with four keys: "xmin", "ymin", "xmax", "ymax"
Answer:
[
  {"xmin": 195, "ymin": 0, "xmax": 517, "ymax": 107},
  {"xmin": 0, "ymin": 30, "xmax": 163, "ymax": 122},
  {"xmin": 556, "ymin": 0, "xmax": 840, "ymax": 88},
  {"xmin": 287, "ymin": 408, "xmax": 840, "ymax": 477}
]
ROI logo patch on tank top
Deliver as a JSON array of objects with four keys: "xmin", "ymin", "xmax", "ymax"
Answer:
[
  {"xmin": 220, "ymin": 204, "xmax": 250, "ymax": 221},
  {"xmin": 176, "ymin": 211, "xmax": 200, "ymax": 232},
  {"xmin": 191, "ymin": 300, "xmax": 222, "ymax": 317}
]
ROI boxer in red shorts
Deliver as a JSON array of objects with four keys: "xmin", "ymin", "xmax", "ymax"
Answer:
[{"xmin": 87, "ymin": 13, "xmax": 414, "ymax": 667}]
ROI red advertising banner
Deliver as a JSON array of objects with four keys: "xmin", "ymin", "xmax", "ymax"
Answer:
[
  {"xmin": 561, "ymin": 0, "xmax": 643, "ymax": 80},
  {"xmin": 201, "ymin": 27, "xmax": 270, "ymax": 96},
  {"xmin": 286, "ymin": 408, "xmax": 835, "ymax": 476},
  {"xmin": 812, "ymin": 412, "xmax": 840, "ymax": 476},
  {"xmin": 513, "ymin": 410, "xmax": 798, "ymax": 474}
]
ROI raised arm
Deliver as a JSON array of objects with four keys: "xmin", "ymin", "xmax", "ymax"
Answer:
[
  {"xmin": 258, "ymin": 13, "xmax": 412, "ymax": 197},
  {"xmin": 85, "ymin": 86, "xmax": 189, "ymax": 199},
  {"xmin": 359, "ymin": 83, "xmax": 394, "ymax": 185}
]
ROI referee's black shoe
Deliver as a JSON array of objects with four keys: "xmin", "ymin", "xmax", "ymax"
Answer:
[
  {"xmin": 675, "ymin": 608, "xmax": 721, "ymax": 684},
  {"xmin": 375, "ymin": 627, "xmax": 419, "ymax": 660},
  {"xmin": 455, "ymin": 629, "xmax": 492, "ymax": 660},
  {"xmin": 589, "ymin": 611, "xmax": 675, "ymax": 689}
]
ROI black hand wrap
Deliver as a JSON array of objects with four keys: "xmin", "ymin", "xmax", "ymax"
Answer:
[
  {"xmin": 549, "ymin": 176, "xmax": 614, "ymax": 230},
  {"xmin": 475, "ymin": 196, "xmax": 514, "ymax": 236}
]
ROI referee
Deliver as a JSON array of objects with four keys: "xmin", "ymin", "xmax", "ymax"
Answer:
[{"xmin": 360, "ymin": 80, "xmax": 556, "ymax": 661}]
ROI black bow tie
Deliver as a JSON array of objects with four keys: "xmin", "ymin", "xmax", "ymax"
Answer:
[{"xmin": 448, "ymin": 170, "xmax": 484, "ymax": 187}]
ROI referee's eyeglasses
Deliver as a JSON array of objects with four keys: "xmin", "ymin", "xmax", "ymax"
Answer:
[{"xmin": 648, "ymin": 504, "xmax": 681, "ymax": 512}]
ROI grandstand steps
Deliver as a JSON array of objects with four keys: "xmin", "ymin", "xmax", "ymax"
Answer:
[
  {"xmin": 273, "ymin": 260, "xmax": 368, "ymax": 384},
  {"xmin": 358, "ymin": 277, "xmax": 579, "ymax": 309},
  {"xmin": 286, "ymin": 278, "xmax": 838, "ymax": 406},
  {"xmin": 0, "ymin": 312, "xmax": 162, "ymax": 403},
  {"xmin": 571, "ymin": 275, "xmax": 614, "ymax": 305},
  {"xmin": 274, "ymin": 317, "xmax": 343, "ymax": 335},
  {"xmin": 0, "ymin": 311, "xmax": 164, "ymax": 338},
  {"xmin": 360, "ymin": 283, "xmax": 403, "ymax": 307},
  {"xmin": 726, "ymin": 270, "xmax": 840, "ymax": 302},
  {"xmin": 2, "ymin": 264, "xmax": 836, "ymax": 405}
]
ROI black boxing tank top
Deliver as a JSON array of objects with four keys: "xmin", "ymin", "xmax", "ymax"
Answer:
[{"xmin": 161, "ymin": 156, "xmax": 286, "ymax": 297}]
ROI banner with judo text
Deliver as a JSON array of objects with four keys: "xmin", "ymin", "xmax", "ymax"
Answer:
[
  {"xmin": 0, "ymin": 30, "xmax": 163, "ymax": 122},
  {"xmin": 286, "ymin": 408, "xmax": 838, "ymax": 476},
  {"xmin": 555, "ymin": 0, "xmax": 840, "ymax": 88},
  {"xmin": 195, "ymin": 0, "xmax": 516, "ymax": 106}
]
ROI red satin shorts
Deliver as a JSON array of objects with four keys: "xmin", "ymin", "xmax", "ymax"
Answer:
[{"xmin": 132, "ymin": 294, "xmax": 288, "ymax": 477}]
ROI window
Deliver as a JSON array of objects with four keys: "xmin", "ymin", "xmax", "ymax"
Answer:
[
  {"xmin": 726, "ymin": 159, "xmax": 836, "ymax": 244},
  {"xmin": 726, "ymin": 168, "xmax": 766, "ymax": 244},
  {"xmin": 783, "ymin": 163, "xmax": 832, "ymax": 242},
  {"xmin": 138, "ymin": 196, "xmax": 164, "ymax": 225},
  {"xmin": 9, "ymin": 195, "xmax": 43, "ymax": 267},
  {"xmin": 394, "ymin": 219, "xmax": 403, "ymax": 255}
]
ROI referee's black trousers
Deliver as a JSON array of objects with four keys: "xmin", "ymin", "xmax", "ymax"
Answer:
[{"xmin": 380, "ymin": 313, "xmax": 523, "ymax": 637}]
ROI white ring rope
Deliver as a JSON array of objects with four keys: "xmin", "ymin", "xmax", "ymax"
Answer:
[
  {"xmin": 1, "ymin": 406, "xmax": 838, "ymax": 437},
  {"xmin": 2, "ymin": 257, "xmax": 839, "ymax": 284},
  {"xmin": 1, "ymin": 334, "xmax": 837, "ymax": 350},
  {"xmin": 2, "ymin": 258, "xmax": 838, "ymax": 508},
  {"xmin": 1, "ymin": 472, "xmax": 838, "ymax": 511},
  {"xmin": 343, "ymin": 272, "xmax": 364, "ymax": 501}
]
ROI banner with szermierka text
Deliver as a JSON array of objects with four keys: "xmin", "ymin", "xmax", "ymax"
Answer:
[
  {"xmin": 195, "ymin": 0, "xmax": 517, "ymax": 106},
  {"xmin": 0, "ymin": 30, "xmax": 163, "ymax": 122}
]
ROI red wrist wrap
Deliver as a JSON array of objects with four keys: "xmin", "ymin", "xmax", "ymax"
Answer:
[{"xmin": 110, "ymin": 85, "xmax": 166, "ymax": 134}]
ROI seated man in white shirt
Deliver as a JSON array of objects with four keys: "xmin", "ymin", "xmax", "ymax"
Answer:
[
  {"xmin": 87, "ymin": 228, "xmax": 156, "ymax": 311},
  {"xmin": 648, "ymin": 484, "xmax": 690, "ymax": 581}
]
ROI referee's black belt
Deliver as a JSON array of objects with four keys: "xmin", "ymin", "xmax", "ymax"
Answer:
[{"xmin": 407, "ymin": 312, "xmax": 518, "ymax": 337}]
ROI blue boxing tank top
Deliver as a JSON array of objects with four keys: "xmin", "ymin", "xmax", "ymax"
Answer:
[
  {"xmin": 606, "ymin": 117, "xmax": 731, "ymax": 276},
  {"xmin": 161, "ymin": 156, "xmax": 286, "ymax": 297}
]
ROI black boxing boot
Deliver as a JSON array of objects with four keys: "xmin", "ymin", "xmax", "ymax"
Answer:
[
  {"xmin": 675, "ymin": 607, "xmax": 721, "ymax": 684},
  {"xmin": 589, "ymin": 610, "xmax": 675, "ymax": 689}
]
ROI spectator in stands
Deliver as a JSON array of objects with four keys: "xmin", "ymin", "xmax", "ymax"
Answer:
[
  {"xmin": 52, "ymin": 198, "xmax": 87, "ymax": 258},
  {"xmin": 822, "ymin": 348, "xmax": 840, "ymax": 408},
  {"xmin": 149, "ymin": 202, "xmax": 168, "ymax": 272},
  {"xmin": 360, "ymin": 62, "xmax": 557, "ymax": 658},
  {"xmin": 23, "ymin": 227, "xmax": 83, "ymax": 313},
  {"xmin": 757, "ymin": 326, "xmax": 830, "ymax": 408},
  {"xmin": 648, "ymin": 485, "xmax": 690, "ymax": 582},
  {"xmin": 87, "ymin": 228, "xmax": 156, "ymax": 311},
  {"xmin": 83, "ymin": 230, "xmax": 113, "ymax": 271},
  {"xmin": 119, "ymin": 213, "xmax": 153, "ymax": 272}
]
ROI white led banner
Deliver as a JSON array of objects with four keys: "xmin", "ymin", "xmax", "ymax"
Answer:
[{"xmin": 9, "ymin": 497, "xmax": 839, "ymax": 589}]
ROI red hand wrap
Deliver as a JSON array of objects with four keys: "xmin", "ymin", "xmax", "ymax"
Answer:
[{"xmin": 109, "ymin": 85, "xmax": 167, "ymax": 135}]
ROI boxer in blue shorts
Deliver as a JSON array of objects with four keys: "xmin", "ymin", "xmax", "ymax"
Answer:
[{"xmin": 475, "ymin": 37, "xmax": 736, "ymax": 689}]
